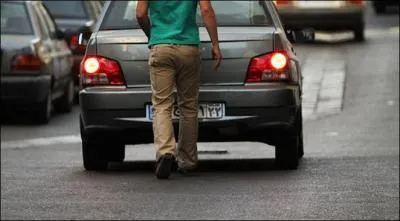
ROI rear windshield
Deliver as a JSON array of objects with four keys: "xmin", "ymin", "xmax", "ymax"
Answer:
[
  {"xmin": 43, "ymin": 1, "xmax": 88, "ymax": 19},
  {"xmin": 100, "ymin": 0, "xmax": 272, "ymax": 31},
  {"xmin": 1, "ymin": 2, "xmax": 34, "ymax": 35}
]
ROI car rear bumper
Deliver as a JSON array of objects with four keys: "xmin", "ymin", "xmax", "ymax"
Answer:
[
  {"xmin": 277, "ymin": 7, "xmax": 364, "ymax": 30},
  {"xmin": 1, "ymin": 74, "xmax": 51, "ymax": 108},
  {"xmin": 79, "ymin": 84, "xmax": 301, "ymax": 143}
]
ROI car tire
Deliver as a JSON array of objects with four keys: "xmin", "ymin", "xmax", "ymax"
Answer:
[
  {"xmin": 353, "ymin": 25, "xmax": 365, "ymax": 42},
  {"xmin": 80, "ymin": 117, "xmax": 108, "ymax": 171},
  {"xmin": 297, "ymin": 108, "xmax": 304, "ymax": 159},
  {"xmin": 82, "ymin": 139, "xmax": 108, "ymax": 171},
  {"xmin": 35, "ymin": 87, "xmax": 52, "ymax": 124},
  {"xmin": 107, "ymin": 144, "xmax": 125, "ymax": 162},
  {"xmin": 275, "ymin": 109, "xmax": 302, "ymax": 170},
  {"xmin": 55, "ymin": 77, "xmax": 74, "ymax": 113}
]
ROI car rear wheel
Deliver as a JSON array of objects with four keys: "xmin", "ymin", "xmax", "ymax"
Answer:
[
  {"xmin": 275, "ymin": 109, "xmax": 302, "ymax": 170},
  {"xmin": 107, "ymin": 144, "xmax": 125, "ymax": 162},
  {"xmin": 55, "ymin": 77, "xmax": 74, "ymax": 113},
  {"xmin": 80, "ymin": 118, "xmax": 108, "ymax": 171},
  {"xmin": 353, "ymin": 24, "xmax": 365, "ymax": 42},
  {"xmin": 34, "ymin": 87, "xmax": 52, "ymax": 124},
  {"xmin": 298, "ymin": 108, "xmax": 304, "ymax": 159},
  {"xmin": 82, "ymin": 138, "xmax": 108, "ymax": 171}
]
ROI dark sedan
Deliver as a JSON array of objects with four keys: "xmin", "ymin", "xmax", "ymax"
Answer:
[
  {"xmin": 1, "ymin": 0, "xmax": 74, "ymax": 123},
  {"xmin": 78, "ymin": 0, "xmax": 314, "ymax": 171}
]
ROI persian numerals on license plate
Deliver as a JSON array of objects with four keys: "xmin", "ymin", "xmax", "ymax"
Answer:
[
  {"xmin": 198, "ymin": 103, "xmax": 224, "ymax": 119},
  {"xmin": 147, "ymin": 103, "xmax": 224, "ymax": 120}
]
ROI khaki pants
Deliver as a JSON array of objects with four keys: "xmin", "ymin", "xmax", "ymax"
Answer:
[{"xmin": 149, "ymin": 44, "xmax": 201, "ymax": 170}]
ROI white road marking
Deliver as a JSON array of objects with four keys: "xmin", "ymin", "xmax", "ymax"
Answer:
[
  {"xmin": 1, "ymin": 135, "xmax": 81, "ymax": 149},
  {"xmin": 1, "ymin": 136, "xmax": 270, "ymax": 160},
  {"xmin": 389, "ymin": 26, "xmax": 399, "ymax": 34}
]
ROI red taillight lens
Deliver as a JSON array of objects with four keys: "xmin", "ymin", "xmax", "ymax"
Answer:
[
  {"xmin": 274, "ymin": 0, "xmax": 291, "ymax": 6},
  {"xmin": 69, "ymin": 35, "xmax": 79, "ymax": 46},
  {"xmin": 12, "ymin": 54, "xmax": 41, "ymax": 71},
  {"xmin": 271, "ymin": 52, "xmax": 288, "ymax": 69},
  {"xmin": 245, "ymin": 52, "xmax": 289, "ymax": 83},
  {"xmin": 347, "ymin": 0, "xmax": 364, "ymax": 5},
  {"xmin": 84, "ymin": 57, "xmax": 100, "ymax": 74},
  {"xmin": 69, "ymin": 35, "xmax": 86, "ymax": 53},
  {"xmin": 80, "ymin": 55, "xmax": 125, "ymax": 86}
]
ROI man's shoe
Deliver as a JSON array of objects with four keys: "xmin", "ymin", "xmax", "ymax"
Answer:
[{"xmin": 155, "ymin": 154, "xmax": 175, "ymax": 179}]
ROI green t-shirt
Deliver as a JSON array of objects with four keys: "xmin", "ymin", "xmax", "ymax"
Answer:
[{"xmin": 148, "ymin": 0, "xmax": 200, "ymax": 47}]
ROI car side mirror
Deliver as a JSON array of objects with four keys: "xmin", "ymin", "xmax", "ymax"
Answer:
[{"xmin": 285, "ymin": 28, "xmax": 315, "ymax": 43}]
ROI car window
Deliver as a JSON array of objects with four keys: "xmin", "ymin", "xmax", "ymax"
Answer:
[
  {"xmin": 1, "ymin": 2, "xmax": 34, "ymax": 35},
  {"xmin": 197, "ymin": 1, "xmax": 273, "ymax": 27},
  {"xmin": 100, "ymin": 0, "xmax": 272, "ymax": 31},
  {"xmin": 42, "ymin": 0, "xmax": 88, "ymax": 19},
  {"xmin": 37, "ymin": 3, "xmax": 57, "ymax": 38},
  {"xmin": 100, "ymin": 1, "xmax": 138, "ymax": 30}
]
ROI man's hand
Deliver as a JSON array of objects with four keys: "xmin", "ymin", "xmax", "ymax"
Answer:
[
  {"xmin": 136, "ymin": 0, "xmax": 151, "ymax": 39},
  {"xmin": 199, "ymin": 0, "xmax": 222, "ymax": 71},
  {"xmin": 212, "ymin": 45, "xmax": 222, "ymax": 70}
]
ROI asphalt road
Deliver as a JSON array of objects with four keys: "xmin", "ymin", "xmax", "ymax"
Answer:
[{"xmin": 1, "ymin": 4, "xmax": 399, "ymax": 220}]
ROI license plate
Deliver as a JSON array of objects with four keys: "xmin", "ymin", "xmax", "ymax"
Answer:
[
  {"xmin": 146, "ymin": 103, "xmax": 225, "ymax": 120},
  {"xmin": 294, "ymin": 1, "xmax": 343, "ymax": 8}
]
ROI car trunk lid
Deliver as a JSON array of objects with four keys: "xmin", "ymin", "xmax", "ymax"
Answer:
[{"xmin": 95, "ymin": 27, "xmax": 276, "ymax": 87}]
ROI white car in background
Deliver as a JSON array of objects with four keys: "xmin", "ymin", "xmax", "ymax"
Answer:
[{"xmin": 273, "ymin": 0, "xmax": 366, "ymax": 41}]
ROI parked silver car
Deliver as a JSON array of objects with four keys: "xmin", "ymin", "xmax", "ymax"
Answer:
[
  {"xmin": 1, "ymin": 0, "xmax": 74, "ymax": 123},
  {"xmin": 79, "ymin": 0, "xmax": 311, "ymax": 171}
]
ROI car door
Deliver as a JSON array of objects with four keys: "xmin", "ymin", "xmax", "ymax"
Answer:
[
  {"xmin": 39, "ymin": 2, "xmax": 73, "ymax": 92},
  {"xmin": 31, "ymin": 2, "xmax": 58, "ymax": 89},
  {"xmin": 33, "ymin": 2, "xmax": 64, "ymax": 96}
]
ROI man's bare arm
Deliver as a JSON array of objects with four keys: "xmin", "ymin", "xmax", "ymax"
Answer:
[
  {"xmin": 199, "ymin": 0, "xmax": 219, "ymax": 47},
  {"xmin": 136, "ymin": 0, "xmax": 151, "ymax": 39},
  {"xmin": 199, "ymin": 0, "xmax": 221, "ymax": 70}
]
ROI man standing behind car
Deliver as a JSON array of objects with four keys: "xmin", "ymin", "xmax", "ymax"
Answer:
[{"xmin": 136, "ymin": 0, "xmax": 222, "ymax": 179}]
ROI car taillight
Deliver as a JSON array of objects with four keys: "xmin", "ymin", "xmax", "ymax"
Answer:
[
  {"xmin": 11, "ymin": 54, "xmax": 42, "ymax": 71},
  {"xmin": 245, "ymin": 51, "xmax": 290, "ymax": 83},
  {"xmin": 69, "ymin": 34, "xmax": 86, "ymax": 53},
  {"xmin": 274, "ymin": 0, "xmax": 291, "ymax": 6},
  {"xmin": 347, "ymin": 0, "xmax": 364, "ymax": 5},
  {"xmin": 80, "ymin": 55, "xmax": 125, "ymax": 86}
]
